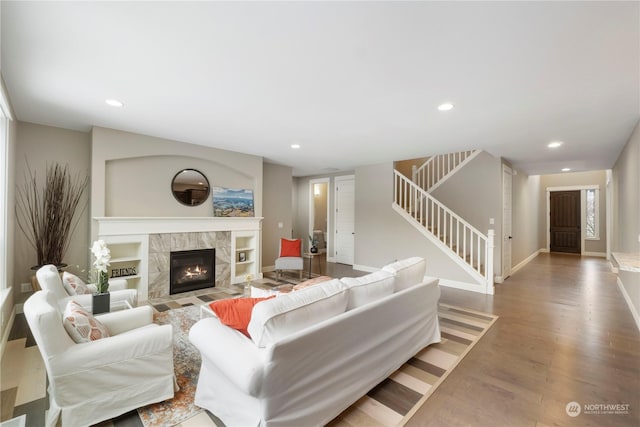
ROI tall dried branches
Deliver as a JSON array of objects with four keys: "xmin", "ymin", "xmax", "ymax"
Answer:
[{"xmin": 16, "ymin": 162, "xmax": 89, "ymax": 267}]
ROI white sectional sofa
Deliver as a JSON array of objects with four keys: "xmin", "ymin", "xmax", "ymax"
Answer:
[{"xmin": 189, "ymin": 257, "xmax": 441, "ymax": 427}]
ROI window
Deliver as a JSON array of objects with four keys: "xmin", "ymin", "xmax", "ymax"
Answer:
[
  {"xmin": 0, "ymin": 85, "xmax": 11, "ymax": 290},
  {"xmin": 585, "ymin": 188, "xmax": 599, "ymax": 239}
]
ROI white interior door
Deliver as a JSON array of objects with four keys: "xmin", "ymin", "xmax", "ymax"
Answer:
[
  {"xmin": 502, "ymin": 165, "xmax": 513, "ymax": 280},
  {"xmin": 335, "ymin": 176, "xmax": 355, "ymax": 265}
]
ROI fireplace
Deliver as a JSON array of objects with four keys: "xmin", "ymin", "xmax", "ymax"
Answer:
[{"xmin": 170, "ymin": 249, "xmax": 215, "ymax": 294}]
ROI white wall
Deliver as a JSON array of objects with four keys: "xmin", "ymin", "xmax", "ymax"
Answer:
[
  {"xmin": 262, "ymin": 163, "xmax": 294, "ymax": 269},
  {"xmin": 430, "ymin": 151, "xmax": 503, "ymax": 276},
  {"xmin": 612, "ymin": 119, "xmax": 640, "ymax": 324},
  {"xmin": 14, "ymin": 122, "xmax": 91, "ymax": 284},
  {"xmin": 613, "ymin": 120, "xmax": 640, "ymax": 253},
  {"xmin": 511, "ymin": 170, "xmax": 543, "ymax": 267}
]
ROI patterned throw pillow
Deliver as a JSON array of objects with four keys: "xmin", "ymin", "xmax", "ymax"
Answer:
[
  {"xmin": 62, "ymin": 272, "xmax": 91, "ymax": 295},
  {"xmin": 63, "ymin": 300, "xmax": 111, "ymax": 343}
]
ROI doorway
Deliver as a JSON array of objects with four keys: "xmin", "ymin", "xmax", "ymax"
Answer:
[
  {"xmin": 309, "ymin": 178, "xmax": 330, "ymax": 256},
  {"xmin": 502, "ymin": 165, "xmax": 513, "ymax": 280},
  {"xmin": 549, "ymin": 190, "xmax": 581, "ymax": 253},
  {"xmin": 334, "ymin": 175, "xmax": 355, "ymax": 265}
]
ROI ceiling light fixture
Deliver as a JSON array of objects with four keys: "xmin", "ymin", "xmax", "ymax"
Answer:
[
  {"xmin": 437, "ymin": 102, "xmax": 454, "ymax": 111},
  {"xmin": 105, "ymin": 99, "xmax": 124, "ymax": 107},
  {"xmin": 291, "ymin": 144, "xmax": 301, "ymax": 149},
  {"xmin": 562, "ymin": 168, "xmax": 571, "ymax": 172},
  {"xmin": 548, "ymin": 141, "xmax": 563, "ymax": 148}
]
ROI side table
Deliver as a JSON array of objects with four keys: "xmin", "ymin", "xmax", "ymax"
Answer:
[{"xmin": 303, "ymin": 252, "xmax": 322, "ymax": 279}]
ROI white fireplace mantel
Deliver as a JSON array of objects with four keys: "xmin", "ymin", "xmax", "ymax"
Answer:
[
  {"xmin": 93, "ymin": 217, "xmax": 263, "ymax": 303},
  {"xmin": 94, "ymin": 216, "xmax": 263, "ymax": 236}
]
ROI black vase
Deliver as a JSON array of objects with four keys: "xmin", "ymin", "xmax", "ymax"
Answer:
[
  {"xmin": 92, "ymin": 292, "xmax": 110, "ymax": 315},
  {"xmin": 310, "ymin": 246, "xmax": 318, "ymax": 254}
]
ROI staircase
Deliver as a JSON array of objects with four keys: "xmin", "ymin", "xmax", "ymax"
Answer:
[
  {"xmin": 412, "ymin": 150, "xmax": 479, "ymax": 193},
  {"xmin": 393, "ymin": 152, "xmax": 494, "ymax": 294}
]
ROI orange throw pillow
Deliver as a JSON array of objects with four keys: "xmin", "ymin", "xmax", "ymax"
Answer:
[
  {"xmin": 209, "ymin": 297, "xmax": 275, "ymax": 337},
  {"xmin": 280, "ymin": 238, "xmax": 301, "ymax": 257}
]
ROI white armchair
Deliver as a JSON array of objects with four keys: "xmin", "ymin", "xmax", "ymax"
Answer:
[
  {"xmin": 36, "ymin": 264, "xmax": 137, "ymax": 312},
  {"xmin": 23, "ymin": 290, "xmax": 175, "ymax": 427},
  {"xmin": 274, "ymin": 238, "xmax": 303, "ymax": 281}
]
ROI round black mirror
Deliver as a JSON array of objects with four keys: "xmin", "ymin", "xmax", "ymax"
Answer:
[{"xmin": 171, "ymin": 169, "xmax": 210, "ymax": 206}]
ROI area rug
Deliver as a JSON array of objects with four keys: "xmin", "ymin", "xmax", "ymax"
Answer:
[
  {"xmin": 135, "ymin": 301, "xmax": 497, "ymax": 427},
  {"xmin": 137, "ymin": 305, "xmax": 204, "ymax": 427},
  {"xmin": 327, "ymin": 303, "xmax": 498, "ymax": 427}
]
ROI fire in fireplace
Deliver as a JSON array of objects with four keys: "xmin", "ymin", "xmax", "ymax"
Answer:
[{"xmin": 170, "ymin": 248, "xmax": 215, "ymax": 294}]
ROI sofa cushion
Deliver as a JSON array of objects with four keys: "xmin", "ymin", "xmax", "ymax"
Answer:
[
  {"xmin": 63, "ymin": 300, "xmax": 111, "ymax": 343},
  {"xmin": 247, "ymin": 279, "xmax": 348, "ymax": 347},
  {"xmin": 62, "ymin": 272, "xmax": 91, "ymax": 295},
  {"xmin": 382, "ymin": 257, "xmax": 426, "ymax": 292},
  {"xmin": 209, "ymin": 297, "xmax": 275, "ymax": 337},
  {"xmin": 340, "ymin": 270, "xmax": 395, "ymax": 309}
]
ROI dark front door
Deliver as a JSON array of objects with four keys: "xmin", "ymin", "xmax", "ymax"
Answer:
[{"xmin": 550, "ymin": 191, "xmax": 581, "ymax": 253}]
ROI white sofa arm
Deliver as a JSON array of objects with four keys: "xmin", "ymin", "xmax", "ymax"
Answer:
[
  {"xmin": 51, "ymin": 324, "xmax": 173, "ymax": 376},
  {"xmin": 189, "ymin": 317, "xmax": 265, "ymax": 396},
  {"xmin": 97, "ymin": 305, "xmax": 154, "ymax": 335}
]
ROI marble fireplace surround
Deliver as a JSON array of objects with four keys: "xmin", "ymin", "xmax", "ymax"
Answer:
[
  {"xmin": 149, "ymin": 231, "xmax": 229, "ymax": 299},
  {"xmin": 94, "ymin": 217, "xmax": 262, "ymax": 303}
]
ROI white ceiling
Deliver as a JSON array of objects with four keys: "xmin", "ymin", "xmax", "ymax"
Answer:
[{"xmin": 2, "ymin": 1, "xmax": 638, "ymax": 176}]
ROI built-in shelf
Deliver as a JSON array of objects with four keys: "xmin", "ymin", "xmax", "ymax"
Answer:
[
  {"xmin": 232, "ymin": 230, "xmax": 258, "ymax": 284},
  {"xmin": 99, "ymin": 235, "xmax": 146, "ymax": 302}
]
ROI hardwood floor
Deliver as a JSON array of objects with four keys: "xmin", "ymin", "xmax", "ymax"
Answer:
[{"xmin": 406, "ymin": 253, "xmax": 640, "ymax": 427}]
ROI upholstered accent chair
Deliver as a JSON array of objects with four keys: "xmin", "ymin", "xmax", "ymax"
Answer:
[
  {"xmin": 23, "ymin": 290, "xmax": 175, "ymax": 427},
  {"xmin": 274, "ymin": 238, "xmax": 303, "ymax": 281},
  {"xmin": 36, "ymin": 264, "xmax": 137, "ymax": 312}
]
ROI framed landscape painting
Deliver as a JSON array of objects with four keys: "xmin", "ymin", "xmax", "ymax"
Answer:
[{"xmin": 213, "ymin": 186, "xmax": 255, "ymax": 217}]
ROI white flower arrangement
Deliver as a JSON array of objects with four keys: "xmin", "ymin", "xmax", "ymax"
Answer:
[
  {"xmin": 91, "ymin": 240, "xmax": 111, "ymax": 293},
  {"xmin": 245, "ymin": 274, "xmax": 254, "ymax": 283}
]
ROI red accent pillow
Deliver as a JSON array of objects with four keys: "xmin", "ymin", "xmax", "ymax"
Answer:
[
  {"xmin": 280, "ymin": 238, "xmax": 301, "ymax": 257},
  {"xmin": 209, "ymin": 297, "xmax": 275, "ymax": 337}
]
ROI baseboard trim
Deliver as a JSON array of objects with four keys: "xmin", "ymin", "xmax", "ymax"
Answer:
[
  {"xmin": 583, "ymin": 251, "xmax": 606, "ymax": 258},
  {"xmin": 262, "ymin": 265, "xmax": 276, "ymax": 273},
  {"xmin": 617, "ymin": 277, "xmax": 640, "ymax": 333},
  {"xmin": 511, "ymin": 249, "xmax": 544, "ymax": 276},
  {"xmin": 439, "ymin": 278, "xmax": 486, "ymax": 294}
]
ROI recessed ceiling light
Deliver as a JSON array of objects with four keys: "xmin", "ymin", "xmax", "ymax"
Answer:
[
  {"xmin": 105, "ymin": 99, "xmax": 124, "ymax": 107},
  {"xmin": 291, "ymin": 144, "xmax": 301, "ymax": 149},
  {"xmin": 562, "ymin": 168, "xmax": 571, "ymax": 172},
  {"xmin": 438, "ymin": 102, "xmax": 454, "ymax": 111},
  {"xmin": 548, "ymin": 141, "xmax": 563, "ymax": 148}
]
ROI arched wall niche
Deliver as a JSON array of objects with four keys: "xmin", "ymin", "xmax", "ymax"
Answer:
[
  {"xmin": 91, "ymin": 126, "xmax": 263, "ymax": 225},
  {"xmin": 105, "ymin": 155, "xmax": 255, "ymax": 217}
]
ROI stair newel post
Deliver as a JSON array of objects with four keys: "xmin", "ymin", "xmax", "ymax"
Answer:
[{"xmin": 486, "ymin": 229, "xmax": 495, "ymax": 294}]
